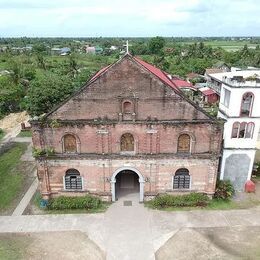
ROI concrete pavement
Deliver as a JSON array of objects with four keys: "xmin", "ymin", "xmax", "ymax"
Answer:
[
  {"xmin": 1, "ymin": 193, "xmax": 260, "ymax": 259},
  {"xmin": 12, "ymin": 177, "xmax": 38, "ymax": 216}
]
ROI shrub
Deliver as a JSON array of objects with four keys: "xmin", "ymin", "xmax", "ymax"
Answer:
[
  {"xmin": 32, "ymin": 147, "xmax": 55, "ymax": 158},
  {"xmin": 150, "ymin": 192, "xmax": 209, "ymax": 209},
  {"xmin": 32, "ymin": 147, "xmax": 45, "ymax": 158},
  {"xmin": 47, "ymin": 195, "xmax": 102, "ymax": 210},
  {"xmin": 214, "ymin": 180, "xmax": 235, "ymax": 200}
]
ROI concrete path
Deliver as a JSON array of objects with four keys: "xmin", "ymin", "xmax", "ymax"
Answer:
[
  {"xmin": 12, "ymin": 177, "xmax": 38, "ymax": 216},
  {"xmin": 14, "ymin": 137, "xmax": 32, "ymax": 143},
  {"xmin": 20, "ymin": 142, "xmax": 34, "ymax": 161},
  {"xmin": 104, "ymin": 192, "xmax": 154, "ymax": 260},
  {"xmin": 1, "ymin": 194, "xmax": 260, "ymax": 259}
]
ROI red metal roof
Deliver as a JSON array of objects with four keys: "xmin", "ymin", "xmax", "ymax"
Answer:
[
  {"xmin": 133, "ymin": 57, "xmax": 180, "ymax": 91},
  {"xmin": 171, "ymin": 78, "xmax": 194, "ymax": 88},
  {"xmin": 88, "ymin": 55, "xmax": 193, "ymax": 93},
  {"xmin": 200, "ymin": 88, "xmax": 216, "ymax": 96},
  {"xmin": 89, "ymin": 65, "xmax": 111, "ymax": 82}
]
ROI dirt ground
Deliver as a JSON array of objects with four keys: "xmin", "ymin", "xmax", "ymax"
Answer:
[
  {"xmin": 0, "ymin": 111, "xmax": 29, "ymax": 133},
  {"xmin": 156, "ymin": 226, "xmax": 260, "ymax": 260},
  {"xmin": 0, "ymin": 231, "xmax": 105, "ymax": 260}
]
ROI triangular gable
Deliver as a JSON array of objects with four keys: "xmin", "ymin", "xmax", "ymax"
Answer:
[{"xmin": 44, "ymin": 54, "xmax": 215, "ymax": 121}]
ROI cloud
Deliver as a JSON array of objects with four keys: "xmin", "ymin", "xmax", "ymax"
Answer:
[{"xmin": 0, "ymin": 0, "xmax": 259, "ymax": 37}]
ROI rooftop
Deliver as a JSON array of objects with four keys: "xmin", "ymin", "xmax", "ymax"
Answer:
[{"xmin": 209, "ymin": 70, "xmax": 260, "ymax": 87}]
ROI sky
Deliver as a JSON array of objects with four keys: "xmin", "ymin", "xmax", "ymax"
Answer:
[{"xmin": 0, "ymin": 0, "xmax": 260, "ymax": 37}]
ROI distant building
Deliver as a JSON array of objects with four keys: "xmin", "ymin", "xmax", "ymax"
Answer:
[
  {"xmin": 60, "ymin": 47, "xmax": 71, "ymax": 56},
  {"xmin": 213, "ymin": 61, "xmax": 231, "ymax": 72},
  {"xmin": 110, "ymin": 46, "xmax": 118, "ymax": 51},
  {"xmin": 215, "ymin": 70, "xmax": 260, "ymax": 191},
  {"xmin": 186, "ymin": 72, "xmax": 201, "ymax": 82},
  {"xmin": 205, "ymin": 69, "xmax": 223, "ymax": 94},
  {"xmin": 51, "ymin": 47, "xmax": 71, "ymax": 56},
  {"xmin": 199, "ymin": 87, "xmax": 219, "ymax": 104},
  {"xmin": 86, "ymin": 46, "xmax": 96, "ymax": 54},
  {"xmin": 85, "ymin": 46, "xmax": 103, "ymax": 54}
]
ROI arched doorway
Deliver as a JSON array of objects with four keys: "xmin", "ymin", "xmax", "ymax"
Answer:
[{"xmin": 111, "ymin": 167, "xmax": 144, "ymax": 202}]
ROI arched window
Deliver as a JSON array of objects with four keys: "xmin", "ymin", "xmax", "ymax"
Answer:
[
  {"xmin": 240, "ymin": 92, "xmax": 254, "ymax": 117},
  {"xmin": 173, "ymin": 168, "xmax": 190, "ymax": 189},
  {"xmin": 231, "ymin": 122, "xmax": 255, "ymax": 139},
  {"xmin": 63, "ymin": 134, "xmax": 77, "ymax": 153},
  {"xmin": 231, "ymin": 122, "xmax": 240, "ymax": 138},
  {"xmin": 177, "ymin": 134, "xmax": 191, "ymax": 153},
  {"xmin": 123, "ymin": 101, "xmax": 133, "ymax": 113},
  {"xmin": 239, "ymin": 122, "xmax": 246, "ymax": 138},
  {"xmin": 120, "ymin": 133, "xmax": 134, "ymax": 152},
  {"xmin": 64, "ymin": 169, "xmax": 82, "ymax": 190},
  {"xmin": 245, "ymin": 122, "xmax": 255, "ymax": 138}
]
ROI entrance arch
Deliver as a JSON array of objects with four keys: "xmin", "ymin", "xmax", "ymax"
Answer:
[{"xmin": 111, "ymin": 167, "xmax": 144, "ymax": 202}]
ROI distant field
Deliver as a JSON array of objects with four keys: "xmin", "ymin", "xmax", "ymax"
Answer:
[{"xmin": 180, "ymin": 40, "xmax": 257, "ymax": 51}]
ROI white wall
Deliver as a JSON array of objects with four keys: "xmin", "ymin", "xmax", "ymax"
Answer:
[
  {"xmin": 220, "ymin": 116, "xmax": 260, "ymax": 149},
  {"xmin": 219, "ymin": 84, "xmax": 260, "ymax": 117}
]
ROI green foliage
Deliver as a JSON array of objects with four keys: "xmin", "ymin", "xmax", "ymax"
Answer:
[
  {"xmin": 26, "ymin": 73, "xmax": 74, "ymax": 116},
  {"xmin": 0, "ymin": 76, "xmax": 25, "ymax": 116},
  {"xmin": 130, "ymin": 42, "xmax": 148, "ymax": 55},
  {"xmin": 17, "ymin": 130, "xmax": 32, "ymax": 137},
  {"xmin": 49, "ymin": 119, "xmax": 61, "ymax": 128},
  {"xmin": 32, "ymin": 147, "xmax": 55, "ymax": 158},
  {"xmin": 149, "ymin": 193, "xmax": 209, "ymax": 209},
  {"xmin": 214, "ymin": 180, "xmax": 235, "ymax": 200},
  {"xmin": 47, "ymin": 195, "xmax": 102, "ymax": 210},
  {"xmin": 207, "ymin": 103, "xmax": 219, "ymax": 117},
  {"xmin": 148, "ymin": 36, "xmax": 165, "ymax": 54}
]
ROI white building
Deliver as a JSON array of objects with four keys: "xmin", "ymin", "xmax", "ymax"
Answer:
[{"xmin": 209, "ymin": 70, "xmax": 260, "ymax": 190}]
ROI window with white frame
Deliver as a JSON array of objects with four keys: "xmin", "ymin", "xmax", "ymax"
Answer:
[
  {"xmin": 231, "ymin": 122, "xmax": 254, "ymax": 139},
  {"xmin": 240, "ymin": 92, "xmax": 254, "ymax": 117},
  {"xmin": 64, "ymin": 169, "xmax": 83, "ymax": 190},
  {"xmin": 222, "ymin": 88, "xmax": 231, "ymax": 108}
]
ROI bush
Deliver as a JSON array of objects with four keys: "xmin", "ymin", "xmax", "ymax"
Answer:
[
  {"xmin": 32, "ymin": 147, "xmax": 55, "ymax": 158},
  {"xmin": 47, "ymin": 195, "xmax": 102, "ymax": 210},
  {"xmin": 214, "ymin": 180, "xmax": 235, "ymax": 200},
  {"xmin": 150, "ymin": 192, "xmax": 209, "ymax": 209}
]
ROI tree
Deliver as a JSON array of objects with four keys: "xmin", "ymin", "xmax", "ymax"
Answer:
[
  {"xmin": 148, "ymin": 36, "xmax": 165, "ymax": 54},
  {"xmin": 0, "ymin": 76, "xmax": 25, "ymax": 116},
  {"xmin": 68, "ymin": 54, "xmax": 79, "ymax": 78},
  {"xmin": 26, "ymin": 73, "xmax": 73, "ymax": 116},
  {"xmin": 130, "ymin": 42, "xmax": 148, "ymax": 55},
  {"xmin": 36, "ymin": 54, "xmax": 47, "ymax": 70}
]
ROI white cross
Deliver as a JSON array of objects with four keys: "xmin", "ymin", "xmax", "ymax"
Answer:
[{"xmin": 124, "ymin": 40, "xmax": 131, "ymax": 54}]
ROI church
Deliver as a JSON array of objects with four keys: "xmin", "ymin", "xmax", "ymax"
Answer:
[{"xmin": 31, "ymin": 54, "xmax": 223, "ymax": 202}]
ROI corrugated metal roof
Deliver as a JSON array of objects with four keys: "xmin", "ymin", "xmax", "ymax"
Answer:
[
  {"xmin": 133, "ymin": 57, "xmax": 180, "ymax": 91},
  {"xmin": 199, "ymin": 87, "xmax": 216, "ymax": 96}
]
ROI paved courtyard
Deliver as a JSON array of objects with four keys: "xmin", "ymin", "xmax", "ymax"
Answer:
[{"xmin": 1, "ymin": 191, "xmax": 260, "ymax": 259}]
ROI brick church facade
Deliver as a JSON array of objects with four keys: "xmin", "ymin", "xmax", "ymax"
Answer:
[{"xmin": 31, "ymin": 54, "xmax": 223, "ymax": 202}]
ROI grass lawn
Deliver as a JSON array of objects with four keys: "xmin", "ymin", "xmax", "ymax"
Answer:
[
  {"xmin": 17, "ymin": 130, "xmax": 32, "ymax": 138},
  {"xmin": 0, "ymin": 143, "xmax": 27, "ymax": 210},
  {"xmin": 0, "ymin": 234, "xmax": 28, "ymax": 259},
  {"xmin": 179, "ymin": 40, "xmax": 257, "ymax": 51}
]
